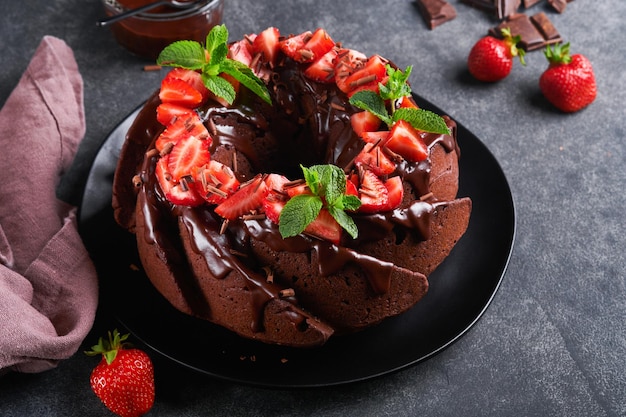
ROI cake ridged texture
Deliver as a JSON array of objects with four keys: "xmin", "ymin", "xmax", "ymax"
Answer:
[{"xmin": 112, "ymin": 31, "xmax": 471, "ymax": 347}]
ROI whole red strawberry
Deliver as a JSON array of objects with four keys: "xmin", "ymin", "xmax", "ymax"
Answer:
[
  {"xmin": 539, "ymin": 43, "xmax": 597, "ymax": 112},
  {"xmin": 468, "ymin": 28, "xmax": 526, "ymax": 82},
  {"xmin": 86, "ymin": 330, "xmax": 155, "ymax": 417}
]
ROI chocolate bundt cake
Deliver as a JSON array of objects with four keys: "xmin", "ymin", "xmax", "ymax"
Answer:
[{"xmin": 112, "ymin": 25, "xmax": 471, "ymax": 348}]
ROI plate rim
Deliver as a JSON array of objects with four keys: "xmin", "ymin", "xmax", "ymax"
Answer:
[{"xmin": 78, "ymin": 94, "xmax": 516, "ymax": 388}]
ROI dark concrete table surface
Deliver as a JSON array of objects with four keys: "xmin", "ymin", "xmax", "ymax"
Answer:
[{"xmin": 1, "ymin": 0, "xmax": 624, "ymax": 416}]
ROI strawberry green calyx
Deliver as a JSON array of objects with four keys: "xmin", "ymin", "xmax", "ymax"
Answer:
[
  {"xmin": 501, "ymin": 28, "xmax": 526, "ymax": 66},
  {"xmin": 543, "ymin": 42, "xmax": 572, "ymax": 66},
  {"xmin": 157, "ymin": 24, "xmax": 271, "ymax": 105},
  {"xmin": 85, "ymin": 329, "xmax": 130, "ymax": 365}
]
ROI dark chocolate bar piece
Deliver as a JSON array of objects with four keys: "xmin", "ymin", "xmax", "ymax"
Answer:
[
  {"xmin": 414, "ymin": 0, "xmax": 457, "ymax": 30},
  {"xmin": 461, "ymin": 0, "xmax": 520, "ymax": 19},
  {"xmin": 489, "ymin": 12, "xmax": 562, "ymax": 51},
  {"xmin": 522, "ymin": 0, "xmax": 543, "ymax": 8},
  {"xmin": 547, "ymin": 0, "xmax": 567, "ymax": 13}
]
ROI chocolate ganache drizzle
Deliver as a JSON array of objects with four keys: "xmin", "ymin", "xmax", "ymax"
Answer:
[{"xmin": 131, "ymin": 56, "xmax": 460, "ymax": 333}]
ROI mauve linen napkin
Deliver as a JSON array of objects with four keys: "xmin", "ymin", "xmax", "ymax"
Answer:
[{"xmin": 0, "ymin": 36, "xmax": 98, "ymax": 373}]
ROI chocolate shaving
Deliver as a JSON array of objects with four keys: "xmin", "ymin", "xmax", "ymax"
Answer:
[
  {"xmin": 132, "ymin": 175, "xmax": 143, "ymax": 188},
  {"xmin": 279, "ymin": 288, "xmax": 296, "ymax": 298}
]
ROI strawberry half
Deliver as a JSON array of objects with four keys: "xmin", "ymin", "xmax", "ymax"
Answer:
[
  {"xmin": 381, "ymin": 176, "xmax": 403, "ymax": 211},
  {"xmin": 350, "ymin": 110, "xmax": 382, "ymax": 136},
  {"xmin": 167, "ymin": 133, "xmax": 211, "ymax": 181},
  {"xmin": 301, "ymin": 28, "xmax": 335, "ymax": 62},
  {"xmin": 355, "ymin": 144, "xmax": 396, "ymax": 176},
  {"xmin": 156, "ymin": 102, "xmax": 195, "ymax": 126},
  {"xmin": 252, "ymin": 27, "xmax": 281, "ymax": 66},
  {"xmin": 160, "ymin": 74, "xmax": 204, "ymax": 107},
  {"xmin": 385, "ymin": 120, "xmax": 429, "ymax": 162},
  {"xmin": 304, "ymin": 208, "xmax": 342, "ymax": 245},
  {"xmin": 215, "ymin": 175, "xmax": 269, "ymax": 220},
  {"xmin": 357, "ymin": 168, "xmax": 389, "ymax": 213},
  {"xmin": 334, "ymin": 48, "xmax": 367, "ymax": 93},
  {"xmin": 156, "ymin": 157, "xmax": 204, "ymax": 206},
  {"xmin": 228, "ymin": 38, "xmax": 254, "ymax": 66},
  {"xmin": 304, "ymin": 48, "xmax": 339, "ymax": 83},
  {"xmin": 279, "ymin": 31, "xmax": 313, "ymax": 62},
  {"xmin": 337, "ymin": 54, "xmax": 387, "ymax": 96},
  {"xmin": 192, "ymin": 160, "xmax": 240, "ymax": 205},
  {"xmin": 155, "ymin": 113, "xmax": 211, "ymax": 154}
]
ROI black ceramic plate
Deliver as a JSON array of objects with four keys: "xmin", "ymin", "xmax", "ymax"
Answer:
[{"xmin": 78, "ymin": 94, "xmax": 515, "ymax": 388}]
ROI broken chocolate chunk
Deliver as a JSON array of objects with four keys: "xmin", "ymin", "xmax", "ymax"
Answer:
[
  {"xmin": 489, "ymin": 12, "xmax": 562, "ymax": 51},
  {"xmin": 547, "ymin": 0, "xmax": 567, "ymax": 13},
  {"xmin": 460, "ymin": 0, "xmax": 521, "ymax": 19},
  {"xmin": 522, "ymin": 0, "xmax": 543, "ymax": 8},
  {"xmin": 414, "ymin": 0, "xmax": 457, "ymax": 30}
]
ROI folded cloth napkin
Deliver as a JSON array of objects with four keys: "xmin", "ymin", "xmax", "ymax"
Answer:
[{"xmin": 0, "ymin": 36, "xmax": 98, "ymax": 373}]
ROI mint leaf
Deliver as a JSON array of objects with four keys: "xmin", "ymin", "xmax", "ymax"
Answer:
[
  {"xmin": 277, "ymin": 164, "xmax": 361, "ymax": 241},
  {"xmin": 393, "ymin": 108, "xmax": 451, "ymax": 135},
  {"xmin": 349, "ymin": 90, "xmax": 391, "ymax": 125},
  {"xmin": 202, "ymin": 73, "xmax": 236, "ymax": 104},
  {"xmin": 379, "ymin": 65, "xmax": 412, "ymax": 102},
  {"xmin": 221, "ymin": 60, "xmax": 272, "ymax": 104},
  {"xmin": 300, "ymin": 165, "xmax": 320, "ymax": 195},
  {"xmin": 156, "ymin": 24, "xmax": 271, "ymax": 105},
  {"xmin": 308, "ymin": 164, "xmax": 345, "ymax": 203},
  {"xmin": 279, "ymin": 194, "xmax": 323, "ymax": 238},
  {"xmin": 157, "ymin": 40, "xmax": 206, "ymax": 70},
  {"xmin": 336, "ymin": 194, "xmax": 361, "ymax": 211},
  {"xmin": 328, "ymin": 206, "xmax": 358, "ymax": 239},
  {"xmin": 205, "ymin": 24, "xmax": 229, "ymax": 53}
]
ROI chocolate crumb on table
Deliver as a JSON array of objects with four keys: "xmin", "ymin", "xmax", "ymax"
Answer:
[
  {"xmin": 489, "ymin": 12, "xmax": 562, "ymax": 51},
  {"xmin": 414, "ymin": 0, "xmax": 457, "ymax": 30}
]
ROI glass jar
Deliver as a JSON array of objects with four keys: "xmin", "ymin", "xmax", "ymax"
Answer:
[{"xmin": 101, "ymin": 0, "xmax": 225, "ymax": 60}]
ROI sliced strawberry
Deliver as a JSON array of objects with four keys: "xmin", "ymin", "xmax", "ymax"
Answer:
[
  {"xmin": 155, "ymin": 157, "xmax": 204, "ymax": 206},
  {"xmin": 156, "ymin": 103, "xmax": 195, "ymax": 126},
  {"xmin": 334, "ymin": 48, "xmax": 367, "ymax": 92},
  {"xmin": 285, "ymin": 181, "xmax": 311, "ymax": 198},
  {"xmin": 167, "ymin": 134, "xmax": 210, "ymax": 181},
  {"xmin": 214, "ymin": 175, "xmax": 269, "ymax": 220},
  {"xmin": 192, "ymin": 160, "xmax": 240, "ymax": 205},
  {"xmin": 155, "ymin": 113, "xmax": 210, "ymax": 153},
  {"xmin": 381, "ymin": 176, "xmax": 403, "ymax": 211},
  {"xmin": 350, "ymin": 110, "xmax": 381, "ymax": 136},
  {"xmin": 395, "ymin": 95, "xmax": 419, "ymax": 110},
  {"xmin": 159, "ymin": 77, "xmax": 204, "ymax": 108},
  {"xmin": 341, "ymin": 55, "xmax": 388, "ymax": 96},
  {"xmin": 252, "ymin": 27, "xmax": 281, "ymax": 66},
  {"xmin": 228, "ymin": 38, "xmax": 254, "ymax": 66},
  {"xmin": 357, "ymin": 168, "xmax": 389, "ymax": 213},
  {"xmin": 279, "ymin": 31, "xmax": 313, "ymax": 62},
  {"xmin": 345, "ymin": 175, "xmax": 359, "ymax": 197},
  {"xmin": 304, "ymin": 48, "xmax": 338, "ymax": 83},
  {"xmin": 302, "ymin": 28, "xmax": 335, "ymax": 62},
  {"xmin": 262, "ymin": 197, "xmax": 286, "ymax": 224},
  {"xmin": 385, "ymin": 119, "xmax": 429, "ymax": 162},
  {"xmin": 304, "ymin": 208, "xmax": 342, "ymax": 245},
  {"xmin": 163, "ymin": 68, "xmax": 209, "ymax": 103},
  {"xmin": 360, "ymin": 130, "xmax": 389, "ymax": 145},
  {"xmin": 355, "ymin": 144, "xmax": 396, "ymax": 176}
]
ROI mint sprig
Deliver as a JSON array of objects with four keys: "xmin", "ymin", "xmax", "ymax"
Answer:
[
  {"xmin": 349, "ymin": 66, "xmax": 450, "ymax": 135},
  {"xmin": 157, "ymin": 25, "xmax": 271, "ymax": 105},
  {"xmin": 279, "ymin": 165, "xmax": 361, "ymax": 240}
]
